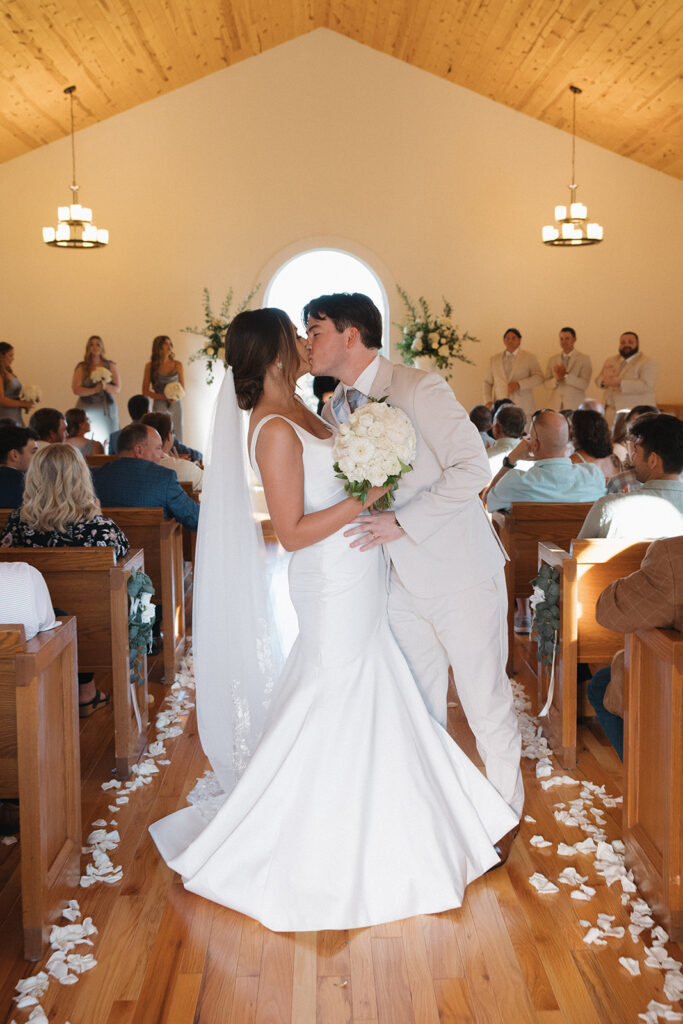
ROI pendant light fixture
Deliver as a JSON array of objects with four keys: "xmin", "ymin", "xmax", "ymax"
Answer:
[
  {"xmin": 542, "ymin": 85, "xmax": 603, "ymax": 246},
  {"xmin": 42, "ymin": 86, "xmax": 109, "ymax": 248}
]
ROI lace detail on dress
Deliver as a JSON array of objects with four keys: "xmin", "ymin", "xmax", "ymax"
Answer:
[{"xmin": 186, "ymin": 770, "xmax": 226, "ymax": 823}]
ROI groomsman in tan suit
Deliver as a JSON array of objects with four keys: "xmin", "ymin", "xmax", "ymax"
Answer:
[
  {"xmin": 305, "ymin": 292, "xmax": 524, "ymax": 840},
  {"xmin": 595, "ymin": 331, "xmax": 657, "ymax": 423},
  {"xmin": 544, "ymin": 327, "xmax": 592, "ymax": 410},
  {"xmin": 483, "ymin": 328, "xmax": 543, "ymax": 425}
]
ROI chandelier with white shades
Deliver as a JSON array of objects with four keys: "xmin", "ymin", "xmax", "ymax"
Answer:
[
  {"xmin": 542, "ymin": 85, "xmax": 603, "ymax": 247},
  {"xmin": 42, "ymin": 85, "xmax": 109, "ymax": 249}
]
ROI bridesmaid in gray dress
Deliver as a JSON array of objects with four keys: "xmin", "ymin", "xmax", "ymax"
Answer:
[
  {"xmin": 142, "ymin": 335, "xmax": 185, "ymax": 441},
  {"xmin": 0, "ymin": 342, "xmax": 34, "ymax": 425},
  {"xmin": 72, "ymin": 335, "xmax": 121, "ymax": 446}
]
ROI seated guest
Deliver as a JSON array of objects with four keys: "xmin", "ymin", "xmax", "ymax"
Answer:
[
  {"xmin": 469, "ymin": 404, "xmax": 493, "ymax": 449},
  {"xmin": 588, "ymin": 536, "xmax": 683, "ymax": 759},
  {"xmin": 0, "ymin": 444, "xmax": 130, "ymax": 715},
  {"xmin": 569, "ymin": 409, "xmax": 621, "ymax": 481},
  {"xmin": 606, "ymin": 408, "xmax": 661, "ymax": 494},
  {"xmin": 313, "ymin": 375, "xmax": 338, "ymax": 416},
  {"xmin": 0, "ymin": 424, "xmax": 37, "ymax": 508},
  {"xmin": 28, "ymin": 407, "xmax": 67, "ymax": 447},
  {"xmin": 141, "ymin": 411, "xmax": 203, "ymax": 492},
  {"xmin": 92, "ymin": 423, "xmax": 199, "ymax": 531},
  {"xmin": 108, "ymin": 394, "xmax": 151, "ymax": 455},
  {"xmin": 578, "ymin": 398, "xmax": 605, "ymax": 415},
  {"xmin": 64, "ymin": 408, "xmax": 105, "ymax": 456},
  {"xmin": 486, "ymin": 404, "xmax": 529, "ymax": 477},
  {"xmin": 578, "ymin": 414, "xmax": 683, "ymax": 538},
  {"xmin": 612, "ymin": 403, "xmax": 659, "ymax": 463},
  {"xmin": 0, "ymin": 562, "xmax": 57, "ymax": 641},
  {"xmin": 484, "ymin": 409, "xmax": 606, "ymax": 513}
]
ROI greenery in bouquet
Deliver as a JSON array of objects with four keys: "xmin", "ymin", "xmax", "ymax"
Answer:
[
  {"xmin": 394, "ymin": 286, "xmax": 478, "ymax": 378},
  {"xmin": 184, "ymin": 285, "xmax": 261, "ymax": 384},
  {"xmin": 529, "ymin": 564, "xmax": 560, "ymax": 667},
  {"xmin": 128, "ymin": 569, "xmax": 156, "ymax": 688}
]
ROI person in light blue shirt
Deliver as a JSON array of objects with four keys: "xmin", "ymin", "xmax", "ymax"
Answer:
[{"xmin": 484, "ymin": 409, "xmax": 606, "ymax": 513}]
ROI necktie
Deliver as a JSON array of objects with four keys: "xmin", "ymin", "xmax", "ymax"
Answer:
[
  {"xmin": 347, "ymin": 388, "xmax": 365, "ymax": 412},
  {"xmin": 562, "ymin": 354, "xmax": 570, "ymax": 366}
]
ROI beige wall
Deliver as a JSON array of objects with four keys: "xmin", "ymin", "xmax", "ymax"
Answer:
[{"xmin": 1, "ymin": 28, "xmax": 682, "ymax": 448}]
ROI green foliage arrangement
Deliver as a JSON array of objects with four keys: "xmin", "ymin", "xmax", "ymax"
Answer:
[
  {"xmin": 128, "ymin": 569, "xmax": 156, "ymax": 688},
  {"xmin": 394, "ymin": 286, "xmax": 478, "ymax": 378},
  {"xmin": 184, "ymin": 285, "xmax": 261, "ymax": 385},
  {"xmin": 530, "ymin": 564, "xmax": 560, "ymax": 667}
]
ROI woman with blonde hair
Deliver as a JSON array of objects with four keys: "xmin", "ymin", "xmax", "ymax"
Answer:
[
  {"xmin": 64, "ymin": 407, "xmax": 105, "ymax": 456},
  {"xmin": 0, "ymin": 444, "xmax": 129, "ymax": 715},
  {"xmin": 72, "ymin": 335, "xmax": 121, "ymax": 446},
  {"xmin": 142, "ymin": 335, "xmax": 185, "ymax": 441}
]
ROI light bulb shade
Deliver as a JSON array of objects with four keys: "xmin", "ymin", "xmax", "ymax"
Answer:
[
  {"xmin": 570, "ymin": 202, "xmax": 587, "ymax": 219},
  {"xmin": 42, "ymin": 227, "xmax": 56, "ymax": 242},
  {"xmin": 587, "ymin": 222, "xmax": 604, "ymax": 240},
  {"xmin": 542, "ymin": 225, "xmax": 559, "ymax": 242},
  {"xmin": 97, "ymin": 228, "xmax": 109, "ymax": 244},
  {"xmin": 58, "ymin": 206, "xmax": 70, "ymax": 220},
  {"xmin": 554, "ymin": 205, "xmax": 567, "ymax": 220}
]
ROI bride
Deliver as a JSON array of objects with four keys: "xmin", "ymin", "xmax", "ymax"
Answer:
[{"xmin": 149, "ymin": 308, "xmax": 519, "ymax": 932}]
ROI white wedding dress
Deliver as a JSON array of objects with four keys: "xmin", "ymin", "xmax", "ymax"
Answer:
[{"xmin": 149, "ymin": 415, "xmax": 519, "ymax": 932}]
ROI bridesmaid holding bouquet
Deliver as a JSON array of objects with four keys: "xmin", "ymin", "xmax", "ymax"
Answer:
[
  {"xmin": 72, "ymin": 335, "xmax": 121, "ymax": 445},
  {"xmin": 0, "ymin": 342, "xmax": 36, "ymax": 425},
  {"xmin": 142, "ymin": 335, "xmax": 185, "ymax": 441}
]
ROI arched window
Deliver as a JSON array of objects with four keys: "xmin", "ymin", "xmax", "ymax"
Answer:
[{"xmin": 264, "ymin": 247, "xmax": 389, "ymax": 409}]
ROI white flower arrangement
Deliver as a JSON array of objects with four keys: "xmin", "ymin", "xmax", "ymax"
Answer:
[
  {"xmin": 164, "ymin": 381, "xmax": 185, "ymax": 402},
  {"xmin": 184, "ymin": 285, "xmax": 261, "ymax": 385},
  {"xmin": 332, "ymin": 399, "xmax": 416, "ymax": 508},
  {"xmin": 19, "ymin": 384, "xmax": 41, "ymax": 404},
  {"xmin": 394, "ymin": 286, "xmax": 478, "ymax": 378},
  {"xmin": 90, "ymin": 366, "xmax": 113, "ymax": 385}
]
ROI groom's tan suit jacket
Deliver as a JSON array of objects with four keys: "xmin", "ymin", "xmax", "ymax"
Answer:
[{"xmin": 323, "ymin": 356, "xmax": 506, "ymax": 599}]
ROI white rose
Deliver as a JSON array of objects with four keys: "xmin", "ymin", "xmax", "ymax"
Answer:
[
  {"xmin": 429, "ymin": 332, "xmax": 440, "ymax": 345},
  {"xmin": 438, "ymin": 344, "xmax": 450, "ymax": 357},
  {"xmin": 412, "ymin": 338, "xmax": 423, "ymax": 352}
]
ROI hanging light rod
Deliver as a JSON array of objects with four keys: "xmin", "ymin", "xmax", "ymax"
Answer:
[
  {"xmin": 542, "ymin": 85, "xmax": 603, "ymax": 247},
  {"xmin": 42, "ymin": 85, "xmax": 109, "ymax": 248}
]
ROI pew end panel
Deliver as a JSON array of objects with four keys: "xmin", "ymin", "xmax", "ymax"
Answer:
[
  {"xmin": 491, "ymin": 502, "xmax": 593, "ymax": 675},
  {"xmin": 0, "ymin": 618, "xmax": 81, "ymax": 960},
  {"xmin": 102, "ymin": 508, "xmax": 185, "ymax": 683},
  {"xmin": 536, "ymin": 538, "xmax": 650, "ymax": 769},
  {"xmin": 625, "ymin": 628, "xmax": 683, "ymax": 941},
  {"xmin": 0, "ymin": 547, "xmax": 149, "ymax": 780}
]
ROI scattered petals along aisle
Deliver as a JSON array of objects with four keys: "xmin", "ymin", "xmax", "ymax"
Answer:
[
  {"xmin": 8, "ymin": 654, "xmax": 196, "ymax": 1024},
  {"xmin": 511, "ymin": 678, "xmax": 682, "ymax": 1023}
]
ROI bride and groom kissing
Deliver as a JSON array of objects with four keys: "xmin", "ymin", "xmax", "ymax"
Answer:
[{"xmin": 150, "ymin": 292, "xmax": 523, "ymax": 932}]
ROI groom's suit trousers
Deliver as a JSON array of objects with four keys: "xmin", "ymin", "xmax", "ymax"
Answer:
[{"xmin": 388, "ymin": 568, "xmax": 524, "ymax": 817}]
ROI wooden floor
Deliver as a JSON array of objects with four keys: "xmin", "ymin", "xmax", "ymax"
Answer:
[{"xmin": 0, "ymin": 635, "xmax": 681, "ymax": 1024}]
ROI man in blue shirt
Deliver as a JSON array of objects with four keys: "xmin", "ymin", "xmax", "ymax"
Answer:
[
  {"xmin": 484, "ymin": 409, "xmax": 606, "ymax": 513},
  {"xmin": 92, "ymin": 423, "xmax": 199, "ymax": 531}
]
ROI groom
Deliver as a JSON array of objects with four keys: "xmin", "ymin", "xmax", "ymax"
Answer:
[{"xmin": 304, "ymin": 292, "xmax": 524, "ymax": 832}]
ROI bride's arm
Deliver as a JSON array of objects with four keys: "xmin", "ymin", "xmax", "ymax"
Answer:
[{"xmin": 256, "ymin": 418, "xmax": 386, "ymax": 552}]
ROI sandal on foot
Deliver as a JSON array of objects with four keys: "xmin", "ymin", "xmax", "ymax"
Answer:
[{"xmin": 79, "ymin": 690, "xmax": 111, "ymax": 718}]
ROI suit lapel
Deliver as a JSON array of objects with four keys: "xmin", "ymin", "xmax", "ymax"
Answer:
[{"xmin": 368, "ymin": 355, "xmax": 393, "ymax": 401}]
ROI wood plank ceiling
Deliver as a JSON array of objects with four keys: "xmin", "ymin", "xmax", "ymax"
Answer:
[{"xmin": 1, "ymin": 0, "xmax": 682, "ymax": 179}]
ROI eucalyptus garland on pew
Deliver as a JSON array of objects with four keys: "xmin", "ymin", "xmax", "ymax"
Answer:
[
  {"xmin": 529, "ymin": 563, "xmax": 560, "ymax": 667},
  {"xmin": 128, "ymin": 569, "xmax": 156, "ymax": 688}
]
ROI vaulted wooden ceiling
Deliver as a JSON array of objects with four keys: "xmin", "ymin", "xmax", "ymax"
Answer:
[{"xmin": 1, "ymin": 0, "xmax": 682, "ymax": 179}]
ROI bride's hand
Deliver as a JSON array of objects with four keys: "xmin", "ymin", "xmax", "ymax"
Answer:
[{"xmin": 363, "ymin": 484, "xmax": 391, "ymax": 509}]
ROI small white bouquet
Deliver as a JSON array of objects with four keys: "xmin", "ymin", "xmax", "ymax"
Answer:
[
  {"xmin": 90, "ymin": 366, "xmax": 113, "ymax": 385},
  {"xmin": 332, "ymin": 399, "xmax": 416, "ymax": 508},
  {"xmin": 164, "ymin": 381, "xmax": 185, "ymax": 401},
  {"xmin": 19, "ymin": 384, "xmax": 41, "ymax": 404}
]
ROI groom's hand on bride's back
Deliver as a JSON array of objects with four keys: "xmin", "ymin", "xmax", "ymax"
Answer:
[{"xmin": 345, "ymin": 509, "xmax": 404, "ymax": 550}]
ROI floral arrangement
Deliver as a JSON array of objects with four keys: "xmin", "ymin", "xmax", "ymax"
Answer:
[
  {"xmin": 529, "ymin": 564, "xmax": 560, "ymax": 667},
  {"xmin": 164, "ymin": 381, "xmax": 185, "ymax": 402},
  {"xmin": 394, "ymin": 286, "xmax": 479, "ymax": 377},
  {"xmin": 19, "ymin": 384, "xmax": 41, "ymax": 404},
  {"xmin": 128, "ymin": 569, "xmax": 156, "ymax": 689},
  {"xmin": 90, "ymin": 366, "xmax": 113, "ymax": 385},
  {"xmin": 332, "ymin": 399, "xmax": 416, "ymax": 509},
  {"xmin": 185, "ymin": 285, "xmax": 261, "ymax": 385}
]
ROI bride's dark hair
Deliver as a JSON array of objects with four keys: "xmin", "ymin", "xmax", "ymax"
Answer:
[{"xmin": 226, "ymin": 308, "xmax": 300, "ymax": 410}]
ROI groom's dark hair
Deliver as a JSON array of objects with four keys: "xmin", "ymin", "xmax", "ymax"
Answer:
[{"xmin": 303, "ymin": 293, "xmax": 383, "ymax": 350}]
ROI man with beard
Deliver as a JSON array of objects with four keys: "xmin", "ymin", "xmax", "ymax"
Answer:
[{"xmin": 595, "ymin": 331, "xmax": 657, "ymax": 423}]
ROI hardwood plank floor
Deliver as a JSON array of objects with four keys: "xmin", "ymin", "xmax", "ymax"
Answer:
[{"xmin": 0, "ymin": 635, "xmax": 681, "ymax": 1024}]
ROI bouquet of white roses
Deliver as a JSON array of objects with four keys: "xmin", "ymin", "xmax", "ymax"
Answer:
[
  {"xmin": 184, "ymin": 285, "xmax": 261, "ymax": 385},
  {"xmin": 394, "ymin": 286, "xmax": 478, "ymax": 378},
  {"xmin": 164, "ymin": 381, "xmax": 185, "ymax": 401},
  {"xmin": 332, "ymin": 399, "xmax": 416, "ymax": 509},
  {"xmin": 19, "ymin": 384, "xmax": 41, "ymax": 404},
  {"xmin": 90, "ymin": 366, "xmax": 113, "ymax": 385}
]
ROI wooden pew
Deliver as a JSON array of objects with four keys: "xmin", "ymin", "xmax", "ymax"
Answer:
[
  {"xmin": 491, "ymin": 503, "xmax": 594, "ymax": 674},
  {"xmin": 536, "ymin": 539, "xmax": 649, "ymax": 768},
  {"xmin": 0, "ymin": 548, "xmax": 148, "ymax": 778},
  {"xmin": 0, "ymin": 618, "xmax": 81, "ymax": 960},
  {"xmin": 624, "ymin": 626, "xmax": 683, "ymax": 940},
  {"xmin": 102, "ymin": 508, "xmax": 185, "ymax": 682},
  {"xmin": 85, "ymin": 454, "xmax": 118, "ymax": 467}
]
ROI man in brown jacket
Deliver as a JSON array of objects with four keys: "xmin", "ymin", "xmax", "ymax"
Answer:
[{"xmin": 589, "ymin": 536, "xmax": 683, "ymax": 758}]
